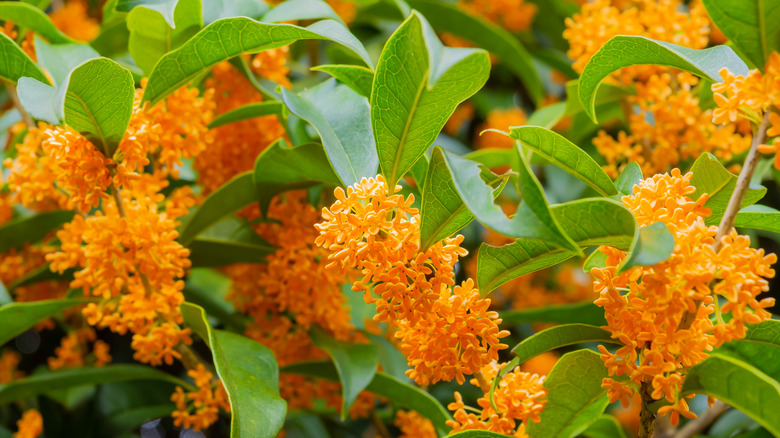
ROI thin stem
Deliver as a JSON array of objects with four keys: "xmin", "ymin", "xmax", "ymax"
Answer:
[
  {"xmin": 370, "ymin": 408, "xmax": 392, "ymax": 438},
  {"xmin": 474, "ymin": 370, "xmax": 491, "ymax": 394},
  {"xmin": 674, "ymin": 401, "xmax": 728, "ymax": 438},
  {"xmin": 5, "ymin": 80, "xmax": 34, "ymax": 128},
  {"xmin": 639, "ymin": 381, "xmax": 657, "ymax": 438}
]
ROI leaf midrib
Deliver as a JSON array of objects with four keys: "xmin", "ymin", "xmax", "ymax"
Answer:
[
  {"xmin": 389, "ymin": 71, "xmax": 428, "ymax": 186},
  {"xmin": 66, "ymin": 90, "xmax": 109, "ymax": 155}
]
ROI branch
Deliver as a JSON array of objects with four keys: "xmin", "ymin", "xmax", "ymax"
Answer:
[
  {"xmin": 674, "ymin": 401, "xmax": 729, "ymax": 438},
  {"xmin": 639, "ymin": 380, "xmax": 657, "ymax": 438},
  {"xmin": 4, "ymin": 80, "xmax": 34, "ymax": 128}
]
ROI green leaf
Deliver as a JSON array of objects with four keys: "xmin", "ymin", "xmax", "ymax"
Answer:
[
  {"xmin": 701, "ymin": 0, "xmax": 780, "ymax": 69},
  {"xmin": 310, "ymin": 326, "xmax": 378, "ymax": 419},
  {"xmin": 564, "ymin": 80, "xmax": 634, "ymax": 119},
  {"xmin": 202, "ymin": 0, "xmax": 268, "ymax": 24},
  {"xmin": 0, "ymin": 1, "xmax": 75, "ymax": 44},
  {"xmin": 261, "ymin": 0, "xmax": 343, "ymax": 24},
  {"xmin": 178, "ymin": 172, "xmax": 256, "ymax": 246},
  {"xmin": 33, "ymin": 35, "xmax": 100, "ymax": 86},
  {"xmin": 526, "ymin": 102, "xmax": 567, "ymax": 129},
  {"xmin": 253, "ymin": 140, "xmax": 341, "ymax": 215},
  {"xmin": 527, "ymin": 349, "xmax": 610, "ymax": 438},
  {"xmin": 735, "ymin": 205, "xmax": 780, "ymax": 233},
  {"xmin": 500, "ymin": 302, "xmax": 608, "ymax": 327},
  {"xmin": 682, "ymin": 353, "xmax": 780, "ymax": 436},
  {"xmin": 282, "ymin": 360, "xmax": 452, "ymax": 435},
  {"xmin": 582, "ymin": 250, "xmax": 608, "ymax": 273},
  {"xmin": 512, "ymin": 324, "xmax": 617, "ymax": 364},
  {"xmin": 63, "ymin": 58, "xmax": 135, "ymax": 157},
  {"xmin": 208, "ymin": 101, "xmax": 283, "ymax": 129},
  {"xmin": 188, "ymin": 217, "xmax": 276, "ymax": 267},
  {"xmin": 690, "ymin": 153, "xmax": 767, "ymax": 226},
  {"xmin": 182, "ymin": 302, "xmax": 287, "ymax": 438},
  {"xmin": 312, "ymin": 64, "xmax": 373, "ymax": 97},
  {"xmin": 0, "ymin": 298, "xmax": 97, "ymax": 346},
  {"xmin": 115, "ymin": 0, "xmax": 180, "ymax": 28},
  {"xmin": 616, "ymin": 222, "xmax": 675, "ymax": 274},
  {"xmin": 372, "ymin": 12, "xmax": 490, "ymax": 186},
  {"xmin": 0, "ymin": 210, "xmax": 74, "ymax": 254},
  {"xmin": 406, "ymin": 0, "xmax": 544, "ymax": 106},
  {"xmin": 9, "ymin": 266, "xmax": 75, "ymax": 291},
  {"xmin": 127, "ymin": 0, "xmax": 202, "ymax": 75},
  {"xmin": 184, "ymin": 268, "xmax": 244, "ymax": 332},
  {"xmin": 142, "ymin": 17, "xmax": 372, "ymax": 106},
  {"xmin": 579, "ymin": 36, "xmax": 749, "ymax": 122},
  {"xmin": 281, "ymin": 79, "xmax": 378, "ymax": 188},
  {"xmin": 714, "ymin": 320, "xmax": 780, "ymax": 383},
  {"xmin": 0, "ymin": 32, "xmax": 48, "ymax": 85},
  {"xmin": 614, "ymin": 161, "xmax": 643, "ymax": 196},
  {"xmin": 0, "ymin": 365, "xmax": 193, "ymax": 405},
  {"xmin": 16, "ymin": 76, "xmax": 65, "ymax": 125},
  {"xmin": 510, "ymin": 126, "xmax": 618, "ymax": 197},
  {"xmin": 582, "ymin": 415, "xmax": 628, "ymax": 438},
  {"xmin": 477, "ymin": 198, "xmax": 635, "ymax": 293}
]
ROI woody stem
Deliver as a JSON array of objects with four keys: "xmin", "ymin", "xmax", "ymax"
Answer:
[{"xmin": 639, "ymin": 380, "xmax": 656, "ymax": 438}]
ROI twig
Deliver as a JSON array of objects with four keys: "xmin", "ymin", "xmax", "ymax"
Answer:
[
  {"xmin": 639, "ymin": 380, "xmax": 657, "ymax": 438},
  {"xmin": 5, "ymin": 80, "xmax": 34, "ymax": 128},
  {"xmin": 370, "ymin": 408, "xmax": 392, "ymax": 438},
  {"xmin": 674, "ymin": 401, "xmax": 729, "ymax": 438}
]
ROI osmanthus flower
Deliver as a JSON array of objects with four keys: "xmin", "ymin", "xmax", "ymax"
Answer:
[
  {"xmin": 315, "ymin": 175, "xmax": 508, "ymax": 386},
  {"xmin": 592, "ymin": 169, "xmax": 776, "ymax": 424},
  {"xmin": 13, "ymin": 409, "xmax": 43, "ymax": 438},
  {"xmin": 458, "ymin": 0, "xmax": 537, "ymax": 33},
  {"xmin": 474, "ymin": 108, "xmax": 527, "ymax": 150},
  {"xmin": 447, "ymin": 362, "xmax": 547, "ymax": 437},
  {"xmin": 0, "ymin": 350, "xmax": 23, "ymax": 384},
  {"xmin": 394, "ymin": 410, "xmax": 437, "ymax": 438},
  {"xmin": 48, "ymin": 0, "xmax": 99, "ymax": 42},
  {"xmin": 47, "ymin": 328, "xmax": 111, "ymax": 370},
  {"xmin": 171, "ymin": 364, "xmax": 231, "ymax": 431},
  {"xmin": 444, "ymin": 102, "xmax": 475, "ymax": 136}
]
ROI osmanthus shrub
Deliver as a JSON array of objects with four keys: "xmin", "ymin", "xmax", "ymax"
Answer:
[{"xmin": 0, "ymin": 0, "xmax": 778, "ymax": 438}]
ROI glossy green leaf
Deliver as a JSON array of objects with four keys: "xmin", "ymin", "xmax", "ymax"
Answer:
[
  {"xmin": 115, "ymin": 0, "xmax": 180, "ymax": 28},
  {"xmin": 127, "ymin": 0, "xmax": 202, "ymax": 75},
  {"xmin": 188, "ymin": 217, "xmax": 276, "ymax": 267},
  {"xmin": 202, "ymin": 0, "xmax": 268, "ymax": 24},
  {"xmin": 34, "ymin": 35, "xmax": 100, "ymax": 86},
  {"xmin": 690, "ymin": 153, "xmax": 767, "ymax": 225},
  {"xmin": 477, "ymin": 198, "xmax": 635, "ymax": 293},
  {"xmin": 526, "ymin": 102, "xmax": 567, "ymax": 129},
  {"xmin": 735, "ymin": 205, "xmax": 780, "ymax": 233},
  {"xmin": 0, "ymin": 32, "xmax": 48, "ymax": 84},
  {"xmin": 281, "ymin": 79, "xmax": 378, "ymax": 188},
  {"xmin": 312, "ymin": 64, "xmax": 373, "ymax": 97},
  {"xmin": 510, "ymin": 126, "xmax": 618, "ymax": 197},
  {"xmin": 500, "ymin": 302, "xmax": 607, "ymax": 327},
  {"xmin": 261, "ymin": 0, "xmax": 343, "ymax": 24},
  {"xmin": 253, "ymin": 140, "xmax": 341, "ymax": 215},
  {"xmin": 702, "ymin": 0, "xmax": 780, "ymax": 69},
  {"xmin": 63, "ymin": 58, "xmax": 135, "ymax": 157},
  {"xmin": 0, "ymin": 1, "xmax": 74, "ymax": 44},
  {"xmin": 0, "ymin": 210, "xmax": 74, "ymax": 254},
  {"xmin": 682, "ymin": 353, "xmax": 780, "ymax": 436},
  {"xmin": 183, "ymin": 268, "xmax": 244, "ymax": 332},
  {"xmin": 372, "ymin": 12, "xmax": 490, "ymax": 186},
  {"xmin": 564, "ymin": 80, "xmax": 634, "ymax": 118},
  {"xmin": 178, "ymin": 172, "xmax": 257, "ymax": 246},
  {"xmin": 406, "ymin": 0, "xmax": 544, "ymax": 105},
  {"xmin": 465, "ymin": 148, "xmax": 518, "ymax": 170},
  {"xmin": 527, "ymin": 349, "xmax": 610, "ymax": 438},
  {"xmin": 143, "ymin": 17, "xmax": 372, "ymax": 106},
  {"xmin": 310, "ymin": 326, "xmax": 378, "ymax": 418},
  {"xmin": 714, "ymin": 320, "xmax": 780, "ymax": 383},
  {"xmin": 582, "ymin": 415, "xmax": 628, "ymax": 438},
  {"xmin": 208, "ymin": 102, "xmax": 283, "ymax": 129},
  {"xmin": 614, "ymin": 161, "xmax": 643, "ymax": 196},
  {"xmin": 282, "ymin": 360, "xmax": 452, "ymax": 435},
  {"xmin": 0, "ymin": 365, "xmax": 193, "ymax": 405},
  {"xmin": 616, "ymin": 222, "xmax": 675, "ymax": 274},
  {"xmin": 182, "ymin": 303, "xmax": 287, "ymax": 438},
  {"xmin": 0, "ymin": 298, "xmax": 99, "ymax": 346},
  {"xmin": 9, "ymin": 266, "xmax": 74, "ymax": 291},
  {"xmin": 512, "ymin": 324, "xmax": 617, "ymax": 363},
  {"xmin": 579, "ymin": 36, "xmax": 749, "ymax": 122},
  {"xmin": 582, "ymin": 249, "xmax": 608, "ymax": 272}
]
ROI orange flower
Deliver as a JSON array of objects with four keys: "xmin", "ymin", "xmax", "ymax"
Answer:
[
  {"xmin": 0, "ymin": 350, "xmax": 23, "ymax": 384},
  {"xmin": 475, "ymin": 108, "xmax": 527, "ymax": 150},
  {"xmin": 458, "ymin": 0, "xmax": 537, "ymax": 33},
  {"xmin": 395, "ymin": 410, "xmax": 437, "ymax": 438},
  {"xmin": 171, "ymin": 364, "xmax": 231, "ymax": 431},
  {"xmin": 14, "ymin": 409, "xmax": 43, "ymax": 438},
  {"xmin": 49, "ymin": 0, "xmax": 99, "ymax": 42}
]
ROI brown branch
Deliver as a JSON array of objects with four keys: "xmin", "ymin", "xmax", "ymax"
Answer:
[
  {"xmin": 5, "ymin": 80, "xmax": 34, "ymax": 128},
  {"xmin": 674, "ymin": 401, "xmax": 729, "ymax": 438},
  {"xmin": 639, "ymin": 380, "xmax": 657, "ymax": 438}
]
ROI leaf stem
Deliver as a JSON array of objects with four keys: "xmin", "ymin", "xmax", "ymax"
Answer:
[{"xmin": 4, "ymin": 80, "xmax": 34, "ymax": 128}]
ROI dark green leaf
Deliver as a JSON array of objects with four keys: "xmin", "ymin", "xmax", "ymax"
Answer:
[
  {"xmin": 105, "ymin": 403, "xmax": 177, "ymax": 434},
  {"xmin": 178, "ymin": 172, "xmax": 256, "ymax": 246},
  {"xmin": 0, "ymin": 298, "xmax": 98, "ymax": 346},
  {"xmin": 9, "ymin": 266, "xmax": 75, "ymax": 291},
  {"xmin": 701, "ymin": 0, "xmax": 780, "ymax": 69},
  {"xmin": 0, "ymin": 32, "xmax": 48, "ymax": 84},
  {"xmin": 527, "ymin": 349, "xmax": 610, "ymax": 438},
  {"xmin": 616, "ymin": 222, "xmax": 675, "ymax": 274},
  {"xmin": 510, "ymin": 126, "xmax": 618, "ymax": 197},
  {"xmin": 579, "ymin": 36, "xmax": 749, "ymax": 122},
  {"xmin": 714, "ymin": 320, "xmax": 780, "ymax": 383},
  {"xmin": 406, "ymin": 0, "xmax": 544, "ymax": 105},
  {"xmin": 0, "ymin": 365, "xmax": 193, "ymax": 405},
  {"xmin": 500, "ymin": 302, "xmax": 607, "ymax": 327},
  {"xmin": 372, "ymin": 12, "xmax": 490, "ymax": 186},
  {"xmin": 690, "ymin": 153, "xmax": 767, "ymax": 225},
  {"xmin": 0, "ymin": 1, "xmax": 74, "ymax": 44},
  {"xmin": 735, "ymin": 205, "xmax": 780, "ymax": 233},
  {"xmin": 202, "ymin": 0, "xmax": 268, "ymax": 24},
  {"xmin": 310, "ymin": 326, "xmax": 378, "ymax": 418},
  {"xmin": 614, "ymin": 161, "xmax": 643, "ymax": 196},
  {"xmin": 208, "ymin": 102, "xmax": 283, "ymax": 129},
  {"xmin": 261, "ymin": 0, "xmax": 343, "ymax": 24},
  {"xmin": 182, "ymin": 302, "xmax": 287, "ymax": 438},
  {"xmin": 188, "ymin": 217, "xmax": 276, "ymax": 267},
  {"xmin": 682, "ymin": 353, "xmax": 780, "ymax": 436},
  {"xmin": 183, "ymin": 268, "xmax": 244, "ymax": 332},
  {"xmin": 312, "ymin": 64, "xmax": 373, "ymax": 97},
  {"xmin": 582, "ymin": 415, "xmax": 628, "ymax": 438},
  {"xmin": 512, "ymin": 324, "xmax": 617, "ymax": 363},
  {"xmin": 0, "ymin": 210, "xmax": 74, "ymax": 254},
  {"xmin": 282, "ymin": 360, "xmax": 452, "ymax": 435},
  {"xmin": 63, "ymin": 58, "xmax": 135, "ymax": 157},
  {"xmin": 143, "ymin": 18, "xmax": 372, "ymax": 106},
  {"xmin": 281, "ymin": 79, "xmax": 378, "ymax": 188}
]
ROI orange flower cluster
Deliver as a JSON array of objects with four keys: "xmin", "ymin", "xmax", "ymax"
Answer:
[
  {"xmin": 47, "ymin": 328, "xmax": 111, "ymax": 370},
  {"xmin": 444, "ymin": 102, "xmax": 475, "ymax": 136},
  {"xmin": 49, "ymin": 0, "xmax": 99, "ymax": 42},
  {"xmin": 0, "ymin": 350, "xmax": 23, "ymax": 384},
  {"xmin": 458, "ymin": 0, "xmax": 537, "ymax": 33},
  {"xmin": 171, "ymin": 364, "xmax": 231, "ymax": 431},
  {"xmin": 1, "ymin": 22, "xmax": 36, "ymax": 60},
  {"xmin": 315, "ymin": 175, "xmax": 509, "ymax": 385},
  {"xmin": 0, "ymin": 243, "xmax": 68, "ymax": 305},
  {"xmin": 475, "ymin": 108, "xmax": 527, "ymax": 150},
  {"xmin": 448, "ymin": 362, "xmax": 547, "ymax": 436},
  {"xmin": 592, "ymin": 169, "xmax": 776, "ymax": 424},
  {"xmin": 327, "ymin": 0, "xmax": 357, "ymax": 25},
  {"xmin": 13, "ymin": 410, "xmax": 42, "ymax": 438},
  {"xmin": 395, "ymin": 410, "xmax": 436, "ymax": 438},
  {"xmin": 711, "ymin": 53, "xmax": 780, "ymax": 169}
]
